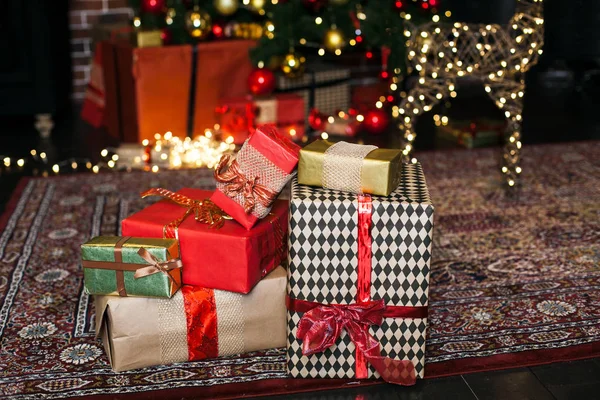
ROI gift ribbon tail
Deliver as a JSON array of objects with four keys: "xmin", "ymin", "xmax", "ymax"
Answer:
[{"xmin": 364, "ymin": 354, "xmax": 417, "ymax": 386}]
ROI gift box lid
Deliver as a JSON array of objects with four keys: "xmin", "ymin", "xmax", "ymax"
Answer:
[
  {"xmin": 292, "ymin": 162, "xmax": 432, "ymax": 207},
  {"xmin": 249, "ymin": 124, "xmax": 301, "ymax": 172},
  {"xmin": 125, "ymin": 188, "xmax": 288, "ymax": 239},
  {"xmin": 81, "ymin": 236, "xmax": 179, "ymax": 262}
]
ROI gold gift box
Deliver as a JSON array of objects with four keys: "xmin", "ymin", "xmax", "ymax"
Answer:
[{"xmin": 298, "ymin": 140, "xmax": 403, "ymax": 196}]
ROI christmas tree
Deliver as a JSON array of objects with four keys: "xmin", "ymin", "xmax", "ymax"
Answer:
[
  {"xmin": 129, "ymin": 0, "xmax": 446, "ymax": 77},
  {"xmin": 251, "ymin": 0, "xmax": 443, "ymax": 78}
]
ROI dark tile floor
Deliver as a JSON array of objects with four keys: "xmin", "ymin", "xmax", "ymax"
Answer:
[
  {"xmin": 1, "ymin": 113, "xmax": 600, "ymax": 400},
  {"xmin": 251, "ymin": 361, "xmax": 600, "ymax": 400}
]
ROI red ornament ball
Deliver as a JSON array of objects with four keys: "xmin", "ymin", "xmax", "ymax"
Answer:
[
  {"xmin": 212, "ymin": 22, "xmax": 225, "ymax": 38},
  {"xmin": 247, "ymin": 68, "xmax": 276, "ymax": 96},
  {"xmin": 160, "ymin": 28, "xmax": 172, "ymax": 45},
  {"xmin": 141, "ymin": 0, "xmax": 165, "ymax": 14},
  {"xmin": 363, "ymin": 109, "xmax": 390, "ymax": 135},
  {"xmin": 308, "ymin": 108, "xmax": 326, "ymax": 130}
]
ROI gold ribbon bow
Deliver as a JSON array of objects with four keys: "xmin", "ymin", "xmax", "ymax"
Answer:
[
  {"xmin": 141, "ymin": 188, "xmax": 231, "ymax": 237},
  {"xmin": 214, "ymin": 154, "xmax": 278, "ymax": 214},
  {"xmin": 134, "ymin": 247, "xmax": 182, "ymax": 284}
]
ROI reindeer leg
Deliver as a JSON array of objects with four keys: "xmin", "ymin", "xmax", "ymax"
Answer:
[
  {"xmin": 398, "ymin": 77, "xmax": 452, "ymax": 161},
  {"xmin": 484, "ymin": 78, "xmax": 525, "ymax": 189}
]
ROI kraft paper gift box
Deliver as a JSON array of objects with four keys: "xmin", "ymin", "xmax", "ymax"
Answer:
[
  {"xmin": 286, "ymin": 162, "xmax": 434, "ymax": 385},
  {"xmin": 95, "ymin": 267, "xmax": 288, "ymax": 372},
  {"xmin": 122, "ymin": 188, "xmax": 288, "ymax": 293},
  {"xmin": 211, "ymin": 125, "xmax": 301, "ymax": 230},
  {"xmin": 298, "ymin": 140, "xmax": 403, "ymax": 197},
  {"xmin": 81, "ymin": 236, "xmax": 182, "ymax": 298}
]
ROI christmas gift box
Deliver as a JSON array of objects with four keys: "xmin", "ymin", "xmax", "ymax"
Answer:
[
  {"xmin": 102, "ymin": 39, "xmax": 255, "ymax": 143},
  {"xmin": 435, "ymin": 119, "xmax": 504, "ymax": 149},
  {"xmin": 211, "ymin": 125, "xmax": 301, "ymax": 230},
  {"xmin": 122, "ymin": 188, "xmax": 287, "ymax": 293},
  {"xmin": 81, "ymin": 236, "xmax": 182, "ymax": 298},
  {"xmin": 286, "ymin": 162, "xmax": 434, "ymax": 385},
  {"xmin": 95, "ymin": 266, "xmax": 288, "ymax": 372},
  {"xmin": 276, "ymin": 63, "xmax": 351, "ymax": 127},
  {"xmin": 216, "ymin": 93, "xmax": 305, "ymax": 144},
  {"xmin": 308, "ymin": 109, "xmax": 361, "ymax": 138},
  {"xmin": 298, "ymin": 140, "xmax": 403, "ymax": 196}
]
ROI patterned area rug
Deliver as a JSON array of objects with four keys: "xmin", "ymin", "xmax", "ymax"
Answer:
[{"xmin": 0, "ymin": 141, "xmax": 599, "ymax": 398}]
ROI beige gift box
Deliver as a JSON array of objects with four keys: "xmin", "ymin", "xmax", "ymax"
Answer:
[{"xmin": 95, "ymin": 267, "xmax": 287, "ymax": 372}]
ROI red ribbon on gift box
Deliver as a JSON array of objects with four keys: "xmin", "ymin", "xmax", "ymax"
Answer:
[
  {"xmin": 287, "ymin": 194, "xmax": 428, "ymax": 386},
  {"xmin": 140, "ymin": 188, "xmax": 231, "ymax": 236}
]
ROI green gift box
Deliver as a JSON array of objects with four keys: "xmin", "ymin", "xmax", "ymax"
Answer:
[{"xmin": 81, "ymin": 236, "xmax": 182, "ymax": 298}]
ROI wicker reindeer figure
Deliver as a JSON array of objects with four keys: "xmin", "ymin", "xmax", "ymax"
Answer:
[{"xmin": 398, "ymin": 0, "xmax": 544, "ymax": 187}]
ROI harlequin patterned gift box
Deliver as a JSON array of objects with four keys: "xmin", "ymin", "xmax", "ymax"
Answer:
[{"xmin": 286, "ymin": 162, "xmax": 434, "ymax": 385}]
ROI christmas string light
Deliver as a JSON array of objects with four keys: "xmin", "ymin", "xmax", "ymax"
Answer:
[
  {"xmin": 168, "ymin": 130, "xmax": 234, "ymax": 168},
  {"xmin": 396, "ymin": 0, "xmax": 544, "ymax": 188},
  {"xmin": 0, "ymin": 130, "xmax": 234, "ymax": 177}
]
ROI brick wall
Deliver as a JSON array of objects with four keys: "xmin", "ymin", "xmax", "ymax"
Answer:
[{"xmin": 69, "ymin": 0, "xmax": 132, "ymax": 100}]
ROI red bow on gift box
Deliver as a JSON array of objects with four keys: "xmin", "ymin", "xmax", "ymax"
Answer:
[
  {"xmin": 141, "ymin": 188, "xmax": 231, "ymax": 234},
  {"xmin": 287, "ymin": 194, "xmax": 429, "ymax": 386},
  {"xmin": 214, "ymin": 154, "xmax": 278, "ymax": 214},
  {"xmin": 287, "ymin": 296, "xmax": 427, "ymax": 386}
]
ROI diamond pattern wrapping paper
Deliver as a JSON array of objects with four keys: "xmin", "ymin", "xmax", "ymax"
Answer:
[
  {"xmin": 276, "ymin": 64, "xmax": 350, "ymax": 126},
  {"xmin": 287, "ymin": 162, "xmax": 434, "ymax": 380}
]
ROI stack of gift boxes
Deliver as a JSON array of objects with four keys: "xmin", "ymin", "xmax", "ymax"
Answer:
[{"xmin": 81, "ymin": 125, "xmax": 434, "ymax": 385}]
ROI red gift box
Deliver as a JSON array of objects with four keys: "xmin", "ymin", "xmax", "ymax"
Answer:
[
  {"xmin": 121, "ymin": 188, "xmax": 287, "ymax": 294},
  {"xmin": 212, "ymin": 125, "xmax": 301, "ymax": 230},
  {"xmin": 217, "ymin": 94, "xmax": 305, "ymax": 144}
]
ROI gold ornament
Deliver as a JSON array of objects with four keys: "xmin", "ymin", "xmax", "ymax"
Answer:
[
  {"xmin": 214, "ymin": 0, "xmax": 239, "ymax": 16},
  {"xmin": 249, "ymin": 0, "xmax": 266, "ymax": 14},
  {"xmin": 185, "ymin": 7, "xmax": 212, "ymax": 39},
  {"xmin": 281, "ymin": 52, "xmax": 306, "ymax": 78},
  {"xmin": 324, "ymin": 27, "xmax": 345, "ymax": 51},
  {"xmin": 165, "ymin": 7, "xmax": 176, "ymax": 25},
  {"xmin": 264, "ymin": 20, "xmax": 275, "ymax": 39}
]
